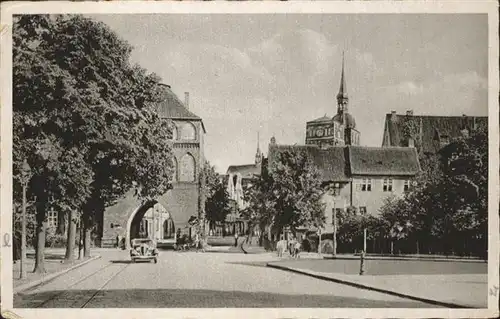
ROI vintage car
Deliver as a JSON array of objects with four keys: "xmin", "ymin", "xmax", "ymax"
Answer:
[{"xmin": 130, "ymin": 238, "xmax": 159, "ymax": 263}]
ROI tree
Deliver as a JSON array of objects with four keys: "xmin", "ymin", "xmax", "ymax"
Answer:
[
  {"xmin": 13, "ymin": 15, "xmax": 174, "ymax": 269},
  {"xmin": 204, "ymin": 162, "xmax": 232, "ymax": 225},
  {"xmin": 244, "ymin": 150, "xmax": 325, "ymax": 243},
  {"xmin": 377, "ymin": 124, "xmax": 488, "ymax": 257}
]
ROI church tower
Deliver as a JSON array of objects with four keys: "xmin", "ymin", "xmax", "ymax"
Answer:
[
  {"xmin": 332, "ymin": 52, "xmax": 360, "ymax": 146},
  {"xmin": 305, "ymin": 51, "xmax": 361, "ymax": 147},
  {"xmin": 336, "ymin": 52, "xmax": 349, "ymax": 114}
]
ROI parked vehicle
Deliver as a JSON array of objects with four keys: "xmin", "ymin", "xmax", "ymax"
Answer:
[{"xmin": 130, "ymin": 238, "xmax": 159, "ymax": 263}]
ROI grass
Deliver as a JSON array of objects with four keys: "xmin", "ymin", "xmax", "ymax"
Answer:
[{"xmin": 272, "ymin": 258, "xmax": 487, "ymax": 276}]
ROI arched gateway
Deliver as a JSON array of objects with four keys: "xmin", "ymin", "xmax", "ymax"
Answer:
[
  {"xmin": 96, "ymin": 84, "xmax": 207, "ymax": 249},
  {"xmin": 125, "ymin": 201, "xmax": 177, "ymax": 250}
]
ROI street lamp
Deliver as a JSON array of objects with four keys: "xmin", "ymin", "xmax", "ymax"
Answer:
[{"xmin": 20, "ymin": 160, "xmax": 32, "ymax": 279}]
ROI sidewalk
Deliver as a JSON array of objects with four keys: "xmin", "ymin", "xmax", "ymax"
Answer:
[
  {"xmin": 13, "ymin": 248, "xmax": 101, "ymax": 293},
  {"xmin": 267, "ymin": 260, "xmax": 487, "ymax": 308}
]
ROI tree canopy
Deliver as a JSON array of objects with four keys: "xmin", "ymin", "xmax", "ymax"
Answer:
[
  {"xmin": 13, "ymin": 14, "xmax": 174, "ymax": 270},
  {"xmin": 244, "ymin": 150, "xmax": 325, "ymax": 238}
]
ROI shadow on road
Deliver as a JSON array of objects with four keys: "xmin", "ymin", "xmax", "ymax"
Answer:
[
  {"xmin": 14, "ymin": 288, "xmax": 443, "ymax": 308},
  {"xmin": 109, "ymin": 260, "xmax": 134, "ymax": 264},
  {"xmin": 225, "ymin": 261, "xmax": 270, "ymax": 268}
]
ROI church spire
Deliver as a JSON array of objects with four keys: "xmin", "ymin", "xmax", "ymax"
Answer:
[
  {"xmin": 336, "ymin": 51, "xmax": 349, "ymax": 113},
  {"xmin": 255, "ymin": 132, "xmax": 262, "ymax": 165}
]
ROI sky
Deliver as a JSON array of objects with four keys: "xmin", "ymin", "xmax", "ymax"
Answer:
[{"xmin": 89, "ymin": 14, "xmax": 488, "ymax": 173}]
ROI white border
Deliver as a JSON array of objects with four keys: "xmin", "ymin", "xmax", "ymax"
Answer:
[{"xmin": 1, "ymin": 1, "xmax": 498, "ymax": 319}]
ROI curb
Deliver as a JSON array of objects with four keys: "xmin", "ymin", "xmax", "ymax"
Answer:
[
  {"xmin": 14, "ymin": 255, "xmax": 102, "ymax": 294},
  {"xmin": 266, "ymin": 263, "xmax": 473, "ymax": 309},
  {"xmin": 325, "ymin": 255, "xmax": 486, "ymax": 263}
]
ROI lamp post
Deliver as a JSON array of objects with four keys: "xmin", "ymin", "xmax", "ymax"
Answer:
[
  {"xmin": 333, "ymin": 208, "xmax": 337, "ymax": 257},
  {"xmin": 20, "ymin": 160, "xmax": 31, "ymax": 279}
]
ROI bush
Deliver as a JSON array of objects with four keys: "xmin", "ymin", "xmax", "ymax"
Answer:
[
  {"xmin": 45, "ymin": 227, "xmax": 80, "ymax": 248},
  {"xmin": 301, "ymin": 238, "xmax": 318, "ymax": 253}
]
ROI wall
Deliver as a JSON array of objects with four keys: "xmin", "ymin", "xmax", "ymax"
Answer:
[
  {"xmin": 319, "ymin": 176, "xmax": 410, "ymax": 233},
  {"xmin": 351, "ymin": 176, "xmax": 409, "ymax": 216}
]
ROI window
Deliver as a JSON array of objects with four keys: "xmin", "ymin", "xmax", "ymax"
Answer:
[
  {"xmin": 383, "ymin": 178, "xmax": 393, "ymax": 192},
  {"xmin": 171, "ymin": 124, "xmax": 178, "ymax": 140},
  {"xmin": 359, "ymin": 207, "xmax": 367, "ymax": 215},
  {"xmin": 361, "ymin": 178, "xmax": 372, "ymax": 191},
  {"xmin": 179, "ymin": 153, "xmax": 196, "ymax": 182},
  {"xmin": 404, "ymin": 180, "xmax": 410, "ymax": 192},
  {"xmin": 47, "ymin": 209, "xmax": 58, "ymax": 229},
  {"xmin": 332, "ymin": 183, "xmax": 341, "ymax": 196},
  {"xmin": 179, "ymin": 122, "xmax": 196, "ymax": 140}
]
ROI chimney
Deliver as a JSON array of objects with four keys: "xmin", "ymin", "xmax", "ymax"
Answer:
[
  {"xmin": 390, "ymin": 110, "xmax": 397, "ymax": 122},
  {"xmin": 408, "ymin": 137, "xmax": 415, "ymax": 148},
  {"xmin": 184, "ymin": 92, "xmax": 190, "ymax": 109},
  {"xmin": 406, "ymin": 110, "xmax": 413, "ymax": 116}
]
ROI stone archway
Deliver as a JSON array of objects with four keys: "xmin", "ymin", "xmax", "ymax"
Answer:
[{"xmin": 125, "ymin": 201, "xmax": 170, "ymax": 250}]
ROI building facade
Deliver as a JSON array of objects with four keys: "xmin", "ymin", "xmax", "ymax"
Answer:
[
  {"xmin": 267, "ymin": 143, "xmax": 420, "ymax": 234},
  {"xmin": 217, "ymin": 135, "xmax": 263, "ymax": 237},
  {"xmin": 306, "ymin": 54, "xmax": 360, "ymax": 148},
  {"xmin": 100, "ymin": 84, "xmax": 206, "ymax": 248}
]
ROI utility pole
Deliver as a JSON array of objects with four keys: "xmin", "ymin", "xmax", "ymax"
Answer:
[
  {"xmin": 333, "ymin": 209, "xmax": 337, "ymax": 257},
  {"xmin": 19, "ymin": 160, "xmax": 31, "ymax": 279},
  {"xmin": 363, "ymin": 228, "xmax": 367, "ymax": 252},
  {"xmin": 151, "ymin": 205, "xmax": 155, "ymax": 241}
]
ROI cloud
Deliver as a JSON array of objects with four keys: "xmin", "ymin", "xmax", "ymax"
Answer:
[
  {"xmin": 248, "ymin": 28, "xmax": 338, "ymax": 77},
  {"xmin": 388, "ymin": 81, "xmax": 425, "ymax": 96},
  {"xmin": 443, "ymin": 71, "xmax": 487, "ymax": 89}
]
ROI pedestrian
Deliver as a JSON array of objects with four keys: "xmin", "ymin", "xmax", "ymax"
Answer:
[
  {"xmin": 234, "ymin": 232, "xmax": 239, "ymax": 247},
  {"xmin": 294, "ymin": 240, "xmax": 301, "ymax": 259},
  {"xmin": 194, "ymin": 232, "xmax": 200, "ymax": 252},
  {"xmin": 116, "ymin": 234, "xmax": 122, "ymax": 249}
]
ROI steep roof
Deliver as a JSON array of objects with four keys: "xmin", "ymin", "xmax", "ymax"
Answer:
[
  {"xmin": 267, "ymin": 144, "xmax": 349, "ymax": 182},
  {"xmin": 267, "ymin": 144, "xmax": 420, "ymax": 182},
  {"xmin": 226, "ymin": 164, "xmax": 261, "ymax": 179},
  {"xmin": 155, "ymin": 84, "xmax": 206, "ymax": 132},
  {"xmin": 348, "ymin": 146, "xmax": 420, "ymax": 176},
  {"xmin": 383, "ymin": 113, "xmax": 487, "ymax": 154},
  {"xmin": 307, "ymin": 115, "xmax": 332, "ymax": 124}
]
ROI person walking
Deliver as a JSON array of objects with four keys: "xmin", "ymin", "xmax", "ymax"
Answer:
[
  {"xmin": 194, "ymin": 232, "xmax": 200, "ymax": 252},
  {"xmin": 234, "ymin": 232, "xmax": 239, "ymax": 247}
]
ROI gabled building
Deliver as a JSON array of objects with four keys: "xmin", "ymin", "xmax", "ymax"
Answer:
[
  {"xmin": 267, "ymin": 141, "xmax": 420, "ymax": 234},
  {"xmin": 101, "ymin": 84, "xmax": 206, "ymax": 248},
  {"xmin": 382, "ymin": 111, "xmax": 487, "ymax": 157}
]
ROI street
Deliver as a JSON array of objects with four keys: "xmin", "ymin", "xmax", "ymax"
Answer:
[{"xmin": 15, "ymin": 250, "xmax": 441, "ymax": 308}]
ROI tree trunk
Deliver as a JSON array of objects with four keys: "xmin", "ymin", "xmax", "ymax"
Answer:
[
  {"xmin": 33, "ymin": 205, "xmax": 47, "ymax": 274},
  {"xmin": 64, "ymin": 210, "xmax": 77, "ymax": 262},
  {"xmin": 57, "ymin": 210, "xmax": 66, "ymax": 235},
  {"xmin": 83, "ymin": 213, "xmax": 92, "ymax": 258}
]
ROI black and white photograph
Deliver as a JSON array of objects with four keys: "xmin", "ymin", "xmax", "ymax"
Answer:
[{"xmin": 0, "ymin": 1, "xmax": 498, "ymax": 319}]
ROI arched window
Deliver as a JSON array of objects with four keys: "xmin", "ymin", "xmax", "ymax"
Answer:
[
  {"xmin": 171, "ymin": 157, "xmax": 178, "ymax": 182},
  {"xmin": 171, "ymin": 124, "xmax": 178, "ymax": 140},
  {"xmin": 179, "ymin": 122, "xmax": 196, "ymax": 140},
  {"xmin": 179, "ymin": 153, "xmax": 196, "ymax": 182}
]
